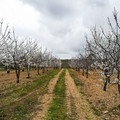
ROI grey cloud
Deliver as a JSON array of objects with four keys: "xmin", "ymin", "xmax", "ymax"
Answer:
[
  {"xmin": 46, "ymin": 2, "xmax": 74, "ymax": 18},
  {"xmin": 56, "ymin": 51, "xmax": 70, "ymax": 55},
  {"xmin": 20, "ymin": 0, "xmax": 75, "ymax": 19},
  {"xmin": 17, "ymin": 0, "xmax": 120, "ymax": 59},
  {"xmin": 88, "ymin": 0, "xmax": 108, "ymax": 7}
]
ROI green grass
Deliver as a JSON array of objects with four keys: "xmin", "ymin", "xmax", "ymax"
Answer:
[
  {"xmin": 47, "ymin": 69, "xmax": 67, "ymax": 120},
  {"xmin": 91, "ymin": 105, "xmax": 101, "ymax": 116},
  {"xmin": 0, "ymin": 69, "xmax": 60, "ymax": 120},
  {"xmin": 112, "ymin": 104, "xmax": 120, "ymax": 110},
  {"xmin": 11, "ymin": 95, "xmax": 38, "ymax": 120},
  {"xmin": 0, "ymin": 66, "xmax": 5, "ymax": 71},
  {"xmin": 1, "ymin": 69, "xmax": 60, "ymax": 105}
]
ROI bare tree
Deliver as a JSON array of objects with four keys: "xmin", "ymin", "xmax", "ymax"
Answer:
[
  {"xmin": 24, "ymin": 39, "xmax": 38, "ymax": 78},
  {"xmin": 3, "ymin": 30, "xmax": 30, "ymax": 83},
  {"xmin": 0, "ymin": 19, "xmax": 11, "ymax": 73},
  {"xmin": 86, "ymin": 9, "xmax": 120, "ymax": 93}
]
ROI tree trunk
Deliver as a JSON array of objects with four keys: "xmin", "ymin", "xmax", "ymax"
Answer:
[
  {"xmin": 22, "ymin": 67, "xmax": 24, "ymax": 72},
  {"xmin": 82, "ymin": 67, "xmax": 84, "ymax": 76},
  {"xmin": 117, "ymin": 68, "xmax": 120, "ymax": 80},
  {"xmin": 15, "ymin": 66, "xmax": 20, "ymax": 83},
  {"xmin": 7, "ymin": 66, "xmax": 10, "ymax": 74},
  {"xmin": 117, "ymin": 68, "xmax": 120, "ymax": 94},
  {"xmin": 76, "ymin": 67, "xmax": 77, "ymax": 71},
  {"xmin": 107, "ymin": 76, "xmax": 110, "ymax": 83},
  {"xmin": 118, "ymin": 80, "xmax": 120, "ymax": 94},
  {"xmin": 103, "ymin": 78, "xmax": 107, "ymax": 91},
  {"xmin": 27, "ymin": 64, "xmax": 30, "ymax": 78},
  {"xmin": 86, "ymin": 66, "xmax": 88, "ymax": 78},
  {"xmin": 103, "ymin": 76, "xmax": 110, "ymax": 91},
  {"xmin": 7, "ymin": 69, "xmax": 10, "ymax": 74},
  {"xmin": 37, "ymin": 66, "xmax": 40, "ymax": 75},
  {"xmin": 42, "ymin": 67, "xmax": 45, "ymax": 73}
]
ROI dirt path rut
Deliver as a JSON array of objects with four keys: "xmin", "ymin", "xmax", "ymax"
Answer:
[
  {"xmin": 32, "ymin": 69, "xmax": 63, "ymax": 120},
  {"xmin": 65, "ymin": 70, "xmax": 84, "ymax": 120},
  {"xmin": 65, "ymin": 70, "xmax": 98, "ymax": 120}
]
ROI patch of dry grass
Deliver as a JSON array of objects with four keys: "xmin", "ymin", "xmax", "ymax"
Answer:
[{"xmin": 71, "ymin": 69, "xmax": 120, "ymax": 120}]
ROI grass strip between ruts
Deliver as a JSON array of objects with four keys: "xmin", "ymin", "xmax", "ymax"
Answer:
[{"xmin": 47, "ymin": 69, "xmax": 67, "ymax": 120}]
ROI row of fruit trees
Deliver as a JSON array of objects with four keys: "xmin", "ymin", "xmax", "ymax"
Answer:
[
  {"xmin": 69, "ymin": 9, "xmax": 120, "ymax": 94},
  {"xmin": 0, "ymin": 19, "xmax": 61, "ymax": 83}
]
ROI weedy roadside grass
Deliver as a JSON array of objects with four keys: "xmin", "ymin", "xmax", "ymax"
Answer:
[
  {"xmin": 0, "ymin": 69, "xmax": 60, "ymax": 120},
  {"xmin": 111, "ymin": 104, "xmax": 120, "ymax": 114},
  {"xmin": 47, "ymin": 69, "xmax": 67, "ymax": 120},
  {"xmin": 68, "ymin": 69, "xmax": 83, "ymax": 87}
]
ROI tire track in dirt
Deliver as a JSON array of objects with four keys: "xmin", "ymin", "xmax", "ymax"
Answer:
[
  {"xmin": 31, "ymin": 69, "xmax": 63, "ymax": 120},
  {"xmin": 65, "ymin": 70, "xmax": 98, "ymax": 120},
  {"xmin": 65, "ymin": 70, "xmax": 84, "ymax": 120}
]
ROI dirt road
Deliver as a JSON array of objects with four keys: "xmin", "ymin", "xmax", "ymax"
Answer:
[
  {"xmin": 31, "ymin": 69, "xmax": 99, "ymax": 120},
  {"xmin": 31, "ymin": 69, "xmax": 63, "ymax": 120}
]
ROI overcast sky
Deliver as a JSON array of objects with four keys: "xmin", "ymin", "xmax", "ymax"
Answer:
[{"xmin": 0, "ymin": 0, "xmax": 120, "ymax": 59}]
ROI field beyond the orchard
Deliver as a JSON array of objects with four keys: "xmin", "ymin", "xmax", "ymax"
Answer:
[{"xmin": 0, "ymin": 68, "xmax": 120, "ymax": 120}]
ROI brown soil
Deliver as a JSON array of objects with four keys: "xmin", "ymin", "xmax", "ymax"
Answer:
[
  {"xmin": 72, "ymin": 69, "xmax": 120, "ymax": 120},
  {"xmin": 65, "ymin": 70, "xmax": 99, "ymax": 120},
  {"xmin": 0, "ymin": 69, "xmax": 49, "ymax": 92},
  {"xmin": 31, "ymin": 69, "xmax": 63, "ymax": 120}
]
